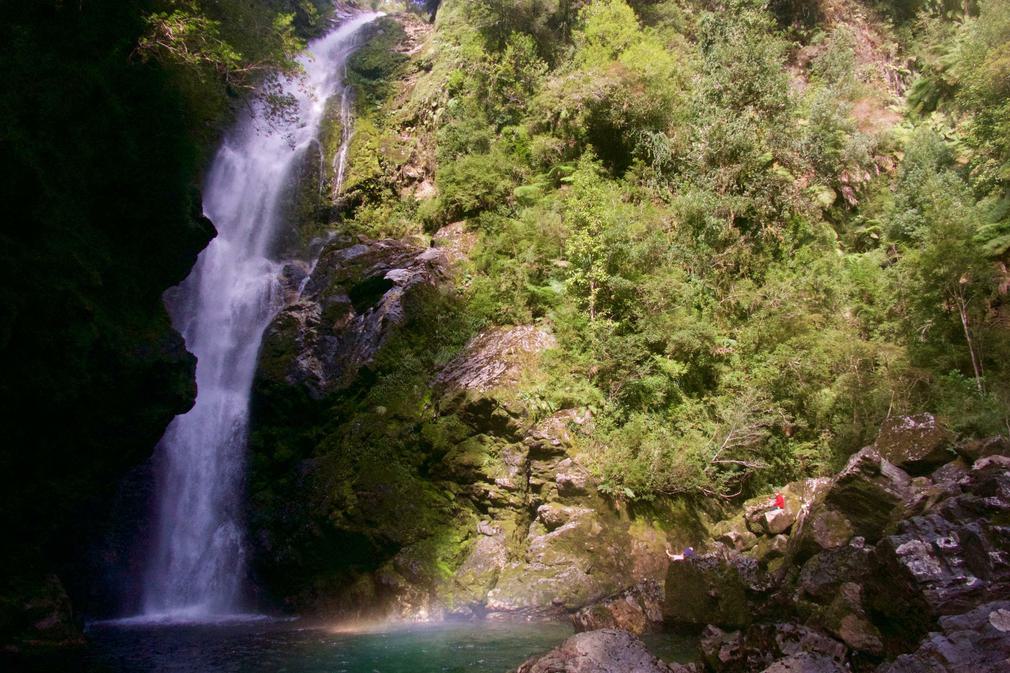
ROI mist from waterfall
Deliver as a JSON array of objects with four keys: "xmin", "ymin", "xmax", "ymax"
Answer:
[{"xmin": 140, "ymin": 11, "xmax": 382, "ymax": 622}]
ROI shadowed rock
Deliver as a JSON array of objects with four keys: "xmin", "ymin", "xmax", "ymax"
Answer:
[
  {"xmin": 699, "ymin": 622, "xmax": 846, "ymax": 673},
  {"xmin": 664, "ymin": 552, "xmax": 775, "ymax": 628},
  {"xmin": 880, "ymin": 601, "xmax": 1010, "ymax": 673}
]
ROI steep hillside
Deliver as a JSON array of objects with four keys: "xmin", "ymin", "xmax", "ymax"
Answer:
[{"xmin": 243, "ymin": 0, "xmax": 1010, "ymax": 625}]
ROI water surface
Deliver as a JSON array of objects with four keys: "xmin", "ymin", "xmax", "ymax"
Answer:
[
  {"xmin": 83, "ymin": 621, "xmax": 572, "ymax": 673},
  {"xmin": 80, "ymin": 620, "xmax": 697, "ymax": 673}
]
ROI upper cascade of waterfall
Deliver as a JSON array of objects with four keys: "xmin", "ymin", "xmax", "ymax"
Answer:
[{"xmin": 138, "ymin": 10, "xmax": 383, "ymax": 624}]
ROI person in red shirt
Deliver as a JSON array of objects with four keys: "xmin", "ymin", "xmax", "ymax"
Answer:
[{"xmin": 774, "ymin": 492, "xmax": 785, "ymax": 510}]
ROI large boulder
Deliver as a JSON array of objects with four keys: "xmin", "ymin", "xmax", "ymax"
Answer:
[
  {"xmin": 795, "ymin": 541, "xmax": 873, "ymax": 605},
  {"xmin": 516, "ymin": 629, "xmax": 694, "ymax": 673},
  {"xmin": 823, "ymin": 447, "xmax": 914, "ymax": 542},
  {"xmin": 571, "ymin": 581, "xmax": 664, "ymax": 635},
  {"xmin": 664, "ymin": 552, "xmax": 775, "ymax": 628},
  {"xmin": 874, "ymin": 414, "xmax": 955, "ymax": 476},
  {"xmin": 792, "ymin": 541, "xmax": 883, "ymax": 655},
  {"xmin": 486, "ymin": 510, "xmax": 634, "ymax": 618},
  {"xmin": 788, "ymin": 507, "xmax": 855, "ymax": 563},
  {"xmin": 880, "ymin": 601, "xmax": 1010, "ymax": 673}
]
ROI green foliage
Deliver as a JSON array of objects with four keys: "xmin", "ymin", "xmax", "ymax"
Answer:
[
  {"xmin": 430, "ymin": 149, "xmax": 521, "ymax": 225},
  {"xmin": 132, "ymin": 0, "xmax": 333, "ymax": 135},
  {"xmin": 347, "ymin": 18, "xmax": 410, "ymax": 109},
  {"xmin": 531, "ymin": 0, "xmax": 683, "ymax": 171},
  {"xmin": 954, "ymin": 0, "xmax": 1010, "ymax": 195},
  {"xmin": 418, "ymin": 0, "xmax": 1010, "ymax": 504}
]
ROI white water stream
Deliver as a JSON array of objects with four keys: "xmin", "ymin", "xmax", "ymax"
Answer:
[{"xmin": 140, "ymin": 11, "xmax": 382, "ymax": 622}]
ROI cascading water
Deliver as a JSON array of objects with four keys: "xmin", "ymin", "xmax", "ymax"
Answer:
[{"xmin": 140, "ymin": 11, "xmax": 382, "ymax": 622}]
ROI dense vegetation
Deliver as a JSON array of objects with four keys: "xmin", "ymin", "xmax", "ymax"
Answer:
[{"xmin": 335, "ymin": 0, "xmax": 1010, "ymax": 501}]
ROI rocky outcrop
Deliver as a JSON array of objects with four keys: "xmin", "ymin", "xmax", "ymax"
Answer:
[
  {"xmin": 665, "ymin": 415, "xmax": 1010, "ymax": 673},
  {"xmin": 249, "ymin": 235, "xmax": 677, "ymax": 622},
  {"xmin": 867, "ymin": 454, "xmax": 1010, "ymax": 651},
  {"xmin": 516, "ymin": 629, "xmax": 695, "ymax": 673},
  {"xmin": 259, "ymin": 237, "xmax": 448, "ymax": 396},
  {"xmin": 879, "ymin": 601, "xmax": 1010, "ymax": 673},
  {"xmin": 435, "ymin": 326, "xmax": 558, "ymax": 394}
]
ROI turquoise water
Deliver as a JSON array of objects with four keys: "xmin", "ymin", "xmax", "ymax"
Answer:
[
  {"xmin": 62, "ymin": 620, "xmax": 696, "ymax": 673},
  {"xmin": 81, "ymin": 620, "xmax": 573, "ymax": 673}
]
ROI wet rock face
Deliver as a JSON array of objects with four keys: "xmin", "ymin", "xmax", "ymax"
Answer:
[
  {"xmin": 258, "ymin": 237, "xmax": 447, "ymax": 396},
  {"xmin": 516, "ymin": 629, "xmax": 693, "ymax": 673}
]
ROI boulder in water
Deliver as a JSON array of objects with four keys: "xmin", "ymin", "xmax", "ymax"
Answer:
[
  {"xmin": 515, "ymin": 629, "xmax": 693, "ymax": 673},
  {"xmin": 571, "ymin": 581, "xmax": 664, "ymax": 635}
]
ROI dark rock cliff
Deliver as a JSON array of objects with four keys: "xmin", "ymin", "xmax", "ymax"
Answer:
[{"xmin": 0, "ymin": 0, "xmax": 214, "ymax": 655}]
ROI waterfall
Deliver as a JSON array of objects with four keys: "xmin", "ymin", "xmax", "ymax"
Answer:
[
  {"xmin": 140, "ymin": 11, "xmax": 382, "ymax": 622},
  {"xmin": 333, "ymin": 85, "xmax": 356, "ymax": 196}
]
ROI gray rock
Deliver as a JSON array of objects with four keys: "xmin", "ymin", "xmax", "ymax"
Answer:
[
  {"xmin": 796, "ymin": 542, "xmax": 873, "ymax": 604},
  {"xmin": 880, "ymin": 601, "xmax": 1010, "ymax": 673},
  {"xmin": 515, "ymin": 629, "xmax": 691, "ymax": 673},
  {"xmin": 874, "ymin": 413, "xmax": 955, "ymax": 475},
  {"xmin": 761, "ymin": 653, "xmax": 847, "ymax": 673},
  {"xmin": 664, "ymin": 552, "xmax": 775, "ymax": 628},
  {"xmin": 538, "ymin": 503, "xmax": 591, "ymax": 532},
  {"xmin": 556, "ymin": 458, "xmax": 591, "ymax": 496},
  {"xmin": 435, "ymin": 326, "xmax": 557, "ymax": 393},
  {"xmin": 867, "ymin": 460, "xmax": 1010, "ymax": 651},
  {"xmin": 955, "ymin": 436, "xmax": 1010, "ymax": 464},
  {"xmin": 258, "ymin": 238, "xmax": 445, "ymax": 396},
  {"xmin": 700, "ymin": 623, "xmax": 846, "ymax": 673},
  {"xmin": 789, "ymin": 507, "xmax": 855, "ymax": 564}
]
